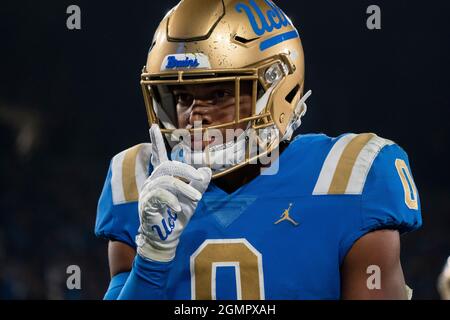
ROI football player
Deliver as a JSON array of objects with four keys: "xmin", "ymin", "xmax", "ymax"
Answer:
[{"xmin": 95, "ymin": 0, "xmax": 422, "ymax": 299}]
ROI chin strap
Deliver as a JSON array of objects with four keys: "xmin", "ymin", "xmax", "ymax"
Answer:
[{"xmin": 281, "ymin": 90, "xmax": 312, "ymax": 142}]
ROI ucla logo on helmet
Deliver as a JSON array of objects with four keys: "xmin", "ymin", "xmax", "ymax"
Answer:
[
  {"xmin": 235, "ymin": 0, "xmax": 300, "ymax": 51},
  {"xmin": 235, "ymin": 0, "xmax": 289, "ymax": 36},
  {"xmin": 161, "ymin": 53, "xmax": 211, "ymax": 71}
]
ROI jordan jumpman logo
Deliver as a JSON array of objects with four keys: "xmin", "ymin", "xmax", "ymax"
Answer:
[{"xmin": 274, "ymin": 203, "xmax": 299, "ymax": 226}]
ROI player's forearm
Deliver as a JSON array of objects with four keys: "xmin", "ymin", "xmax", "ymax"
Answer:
[{"xmin": 117, "ymin": 255, "xmax": 173, "ymax": 300}]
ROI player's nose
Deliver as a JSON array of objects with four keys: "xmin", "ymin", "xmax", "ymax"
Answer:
[{"xmin": 189, "ymin": 104, "xmax": 213, "ymax": 126}]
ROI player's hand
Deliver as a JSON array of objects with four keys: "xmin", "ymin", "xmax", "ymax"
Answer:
[{"xmin": 135, "ymin": 124, "xmax": 212, "ymax": 262}]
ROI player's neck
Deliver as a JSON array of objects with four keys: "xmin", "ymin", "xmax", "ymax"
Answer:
[
  {"xmin": 213, "ymin": 163, "xmax": 262, "ymax": 194},
  {"xmin": 213, "ymin": 141, "xmax": 289, "ymax": 194}
]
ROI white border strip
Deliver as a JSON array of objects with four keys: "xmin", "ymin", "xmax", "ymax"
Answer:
[
  {"xmin": 312, "ymin": 134, "xmax": 356, "ymax": 195},
  {"xmin": 111, "ymin": 150, "xmax": 126, "ymax": 204},
  {"xmin": 345, "ymin": 136, "xmax": 394, "ymax": 194}
]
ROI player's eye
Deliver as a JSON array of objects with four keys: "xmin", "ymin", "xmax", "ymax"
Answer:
[
  {"xmin": 212, "ymin": 89, "xmax": 232, "ymax": 103},
  {"xmin": 175, "ymin": 93, "xmax": 194, "ymax": 106}
]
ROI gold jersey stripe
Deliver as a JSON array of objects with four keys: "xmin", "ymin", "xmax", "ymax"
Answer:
[
  {"xmin": 328, "ymin": 133, "xmax": 375, "ymax": 195},
  {"xmin": 122, "ymin": 144, "xmax": 143, "ymax": 202}
]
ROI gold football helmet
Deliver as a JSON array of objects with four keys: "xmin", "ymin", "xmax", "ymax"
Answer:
[{"xmin": 141, "ymin": 0, "xmax": 309, "ymax": 178}]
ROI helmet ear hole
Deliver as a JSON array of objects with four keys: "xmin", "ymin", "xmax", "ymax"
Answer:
[{"xmin": 285, "ymin": 84, "xmax": 301, "ymax": 104}]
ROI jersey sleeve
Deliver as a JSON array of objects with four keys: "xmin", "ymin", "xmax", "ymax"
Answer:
[
  {"xmin": 311, "ymin": 133, "xmax": 422, "ymax": 261},
  {"xmin": 361, "ymin": 142, "xmax": 422, "ymax": 234},
  {"xmin": 95, "ymin": 143, "xmax": 153, "ymax": 249},
  {"xmin": 337, "ymin": 135, "xmax": 422, "ymax": 259}
]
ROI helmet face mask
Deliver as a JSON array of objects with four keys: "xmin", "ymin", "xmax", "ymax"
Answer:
[
  {"xmin": 171, "ymin": 80, "xmax": 254, "ymax": 136},
  {"xmin": 141, "ymin": 0, "xmax": 307, "ymax": 178}
]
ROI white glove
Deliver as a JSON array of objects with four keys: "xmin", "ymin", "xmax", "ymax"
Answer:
[{"xmin": 136, "ymin": 124, "xmax": 212, "ymax": 262}]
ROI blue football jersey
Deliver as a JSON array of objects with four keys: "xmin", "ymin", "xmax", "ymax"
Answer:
[{"xmin": 95, "ymin": 133, "xmax": 422, "ymax": 299}]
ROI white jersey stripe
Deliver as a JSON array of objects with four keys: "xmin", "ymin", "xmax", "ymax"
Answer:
[
  {"xmin": 111, "ymin": 150, "xmax": 126, "ymax": 204},
  {"xmin": 312, "ymin": 134, "xmax": 356, "ymax": 195},
  {"xmin": 345, "ymin": 136, "xmax": 394, "ymax": 194}
]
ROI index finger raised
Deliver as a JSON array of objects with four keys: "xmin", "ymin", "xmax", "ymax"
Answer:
[{"xmin": 149, "ymin": 124, "xmax": 169, "ymax": 167}]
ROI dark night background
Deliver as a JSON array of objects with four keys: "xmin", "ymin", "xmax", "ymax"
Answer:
[{"xmin": 0, "ymin": 0, "xmax": 449, "ymax": 299}]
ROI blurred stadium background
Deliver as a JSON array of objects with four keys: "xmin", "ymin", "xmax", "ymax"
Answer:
[{"xmin": 0, "ymin": 0, "xmax": 449, "ymax": 299}]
